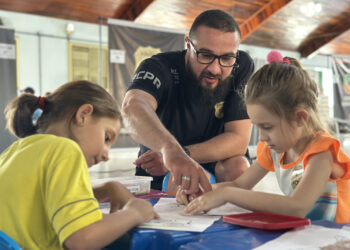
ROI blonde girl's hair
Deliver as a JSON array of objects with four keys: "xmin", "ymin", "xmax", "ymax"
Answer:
[
  {"xmin": 245, "ymin": 59, "xmax": 326, "ymax": 136},
  {"xmin": 5, "ymin": 80, "xmax": 121, "ymax": 138}
]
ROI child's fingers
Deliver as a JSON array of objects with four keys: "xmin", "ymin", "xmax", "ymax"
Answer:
[
  {"xmin": 184, "ymin": 201, "xmax": 195, "ymax": 214},
  {"xmin": 184, "ymin": 199, "xmax": 204, "ymax": 215},
  {"xmin": 181, "ymin": 191, "xmax": 189, "ymax": 205},
  {"xmin": 176, "ymin": 188, "xmax": 189, "ymax": 205},
  {"xmin": 154, "ymin": 211, "xmax": 160, "ymax": 219},
  {"xmin": 184, "ymin": 205, "xmax": 199, "ymax": 215}
]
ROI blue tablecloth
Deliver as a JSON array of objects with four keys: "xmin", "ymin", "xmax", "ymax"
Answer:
[
  {"xmin": 129, "ymin": 198, "xmax": 349, "ymax": 250},
  {"xmin": 179, "ymin": 220, "xmax": 346, "ymax": 250}
]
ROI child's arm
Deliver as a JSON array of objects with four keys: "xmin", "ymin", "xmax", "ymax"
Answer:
[
  {"xmin": 213, "ymin": 160, "xmax": 269, "ymax": 190},
  {"xmin": 93, "ymin": 181, "xmax": 134, "ymax": 212},
  {"xmin": 185, "ymin": 151, "xmax": 332, "ymax": 217},
  {"xmin": 64, "ymin": 197, "xmax": 158, "ymax": 250}
]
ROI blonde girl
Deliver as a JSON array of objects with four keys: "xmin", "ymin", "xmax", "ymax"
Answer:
[
  {"xmin": 0, "ymin": 80, "xmax": 158, "ymax": 249},
  {"xmin": 177, "ymin": 57, "xmax": 350, "ymax": 223}
]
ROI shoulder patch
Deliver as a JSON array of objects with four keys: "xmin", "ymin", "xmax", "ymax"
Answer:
[{"xmin": 133, "ymin": 71, "xmax": 161, "ymax": 89}]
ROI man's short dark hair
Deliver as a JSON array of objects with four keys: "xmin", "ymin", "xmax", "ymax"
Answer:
[{"xmin": 189, "ymin": 9, "xmax": 241, "ymax": 39}]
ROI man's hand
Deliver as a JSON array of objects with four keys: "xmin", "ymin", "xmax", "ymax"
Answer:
[
  {"xmin": 134, "ymin": 150, "xmax": 169, "ymax": 176},
  {"xmin": 162, "ymin": 147, "xmax": 212, "ymax": 195}
]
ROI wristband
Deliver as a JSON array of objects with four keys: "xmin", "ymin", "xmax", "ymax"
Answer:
[{"xmin": 182, "ymin": 146, "xmax": 191, "ymax": 157}]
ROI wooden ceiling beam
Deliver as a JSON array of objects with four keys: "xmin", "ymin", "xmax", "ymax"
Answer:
[
  {"xmin": 120, "ymin": 0, "xmax": 154, "ymax": 21},
  {"xmin": 239, "ymin": 0, "xmax": 292, "ymax": 41},
  {"xmin": 299, "ymin": 11, "xmax": 350, "ymax": 58}
]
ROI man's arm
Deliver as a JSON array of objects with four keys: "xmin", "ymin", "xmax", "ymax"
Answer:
[
  {"xmin": 122, "ymin": 89, "xmax": 211, "ymax": 194},
  {"xmin": 187, "ymin": 119, "xmax": 252, "ymax": 163},
  {"xmin": 122, "ymin": 89, "xmax": 172, "ymax": 150}
]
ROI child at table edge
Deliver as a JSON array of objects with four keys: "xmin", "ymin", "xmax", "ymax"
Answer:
[
  {"xmin": 0, "ymin": 80, "xmax": 158, "ymax": 249},
  {"xmin": 177, "ymin": 52, "xmax": 350, "ymax": 224}
]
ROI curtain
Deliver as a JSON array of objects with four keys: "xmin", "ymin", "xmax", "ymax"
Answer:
[{"xmin": 332, "ymin": 57, "xmax": 350, "ymax": 120}]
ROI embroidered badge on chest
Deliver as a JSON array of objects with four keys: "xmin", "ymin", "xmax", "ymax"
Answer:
[
  {"xmin": 291, "ymin": 164, "xmax": 303, "ymax": 189},
  {"xmin": 214, "ymin": 101, "xmax": 224, "ymax": 119}
]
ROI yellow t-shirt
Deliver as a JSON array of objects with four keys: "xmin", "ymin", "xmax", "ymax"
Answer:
[{"xmin": 0, "ymin": 134, "xmax": 102, "ymax": 249}]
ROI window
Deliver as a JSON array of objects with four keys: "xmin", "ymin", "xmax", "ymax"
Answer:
[{"xmin": 68, "ymin": 42, "xmax": 108, "ymax": 88}]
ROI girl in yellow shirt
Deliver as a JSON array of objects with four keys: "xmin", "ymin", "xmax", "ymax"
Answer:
[{"xmin": 0, "ymin": 80, "xmax": 158, "ymax": 249}]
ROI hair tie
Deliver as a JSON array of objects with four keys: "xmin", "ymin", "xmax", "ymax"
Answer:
[
  {"xmin": 32, "ymin": 96, "xmax": 45, "ymax": 126},
  {"xmin": 267, "ymin": 50, "xmax": 290, "ymax": 65},
  {"xmin": 38, "ymin": 96, "xmax": 45, "ymax": 110}
]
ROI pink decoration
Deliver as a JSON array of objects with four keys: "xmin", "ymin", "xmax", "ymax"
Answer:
[{"xmin": 267, "ymin": 50, "xmax": 283, "ymax": 63}]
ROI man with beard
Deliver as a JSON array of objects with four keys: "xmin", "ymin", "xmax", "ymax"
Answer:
[{"xmin": 122, "ymin": 9, "xmax": 254, "ymax": 196}]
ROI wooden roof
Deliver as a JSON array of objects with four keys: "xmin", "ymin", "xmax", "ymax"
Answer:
[{"xmin": 1, "ymin": 0, "xmax": 350, "ymax": 57}]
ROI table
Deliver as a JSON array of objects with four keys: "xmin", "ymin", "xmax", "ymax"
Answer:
[{"xmin": 128, "ymin": 198, "xmax": 349, "ymax": 250}]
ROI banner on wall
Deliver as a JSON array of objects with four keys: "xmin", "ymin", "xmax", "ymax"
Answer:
[
  {"xmin": 332, "ymin": 57, "xmax": 350, "ymax": 119},
  {"xmin": 0, "ymin": 27, "xmax": 17, "ymax": 153},
  {"xmin": 108, "ymin": 19, "xmax": 186, "ymax": 105}
]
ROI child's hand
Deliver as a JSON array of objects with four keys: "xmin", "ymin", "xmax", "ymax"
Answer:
[
  {"xmin": 108, "ymin": 182, "xmax": 134, "ymax": 213},
  {"xmin": 184, "ymin": 188, "xmax": 226, "ymax": 215},
  {"xmin": 176, "ymin": 187, "xmax": 188, "ymax": 205},
  {"xmin": 93, "ymin": 181, "xmax": 134, "ymax": 212},
  {"xmin": 123, "ymin": 198, "xmax": 159, "ymax": 224},
  {"xmin": 176, "ymin": 187, "xmax": 203, "ymax": 205}
]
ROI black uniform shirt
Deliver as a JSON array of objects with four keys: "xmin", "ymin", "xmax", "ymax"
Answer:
[{"xmin": 128, "ymin": 50, "xmax": 254, "ymax": 189}]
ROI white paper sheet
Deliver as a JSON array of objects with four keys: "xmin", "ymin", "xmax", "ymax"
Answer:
[
  {"xmin": 138, "ymin": 198, "xmax": 219, "ymax": 232},
  {"xmin": 100, "ymin": 197, "xmax": 251, "ymax": 232},
  {"xmin": 138, "ymin": 198, "xmax": 251, "ymax": 232},
  {"xmin": 254, "ymin": 225, "xmax": 350, "ymax": 250}
]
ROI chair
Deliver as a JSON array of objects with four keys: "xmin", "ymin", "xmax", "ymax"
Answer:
[{"xmin": 0, "ymin": 231, "xmax": 22, "ymax": 250}]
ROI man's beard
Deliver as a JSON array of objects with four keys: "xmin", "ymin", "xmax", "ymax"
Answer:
[{"xmin": 185, "ymin": 62, "xmax": 232, "ymax": 107}]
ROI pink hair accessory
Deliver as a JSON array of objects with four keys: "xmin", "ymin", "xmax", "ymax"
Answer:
[
  {"xmin": 267, "ymin": 50, "xmax": 290, "ymax": 65},
  {"xmin": 283, "ymin": 57, "xmax": 290, "ymax": 64}
]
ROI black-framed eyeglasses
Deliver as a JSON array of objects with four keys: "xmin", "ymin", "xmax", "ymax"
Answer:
[{"xmin": 188, "ymin": 39, "xmax": 239, "ymax": 67}]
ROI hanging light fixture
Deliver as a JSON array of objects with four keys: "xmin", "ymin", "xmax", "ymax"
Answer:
[{"xmin": 66, "ymin": 23, "xmax": 75, "ymax": 36}]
